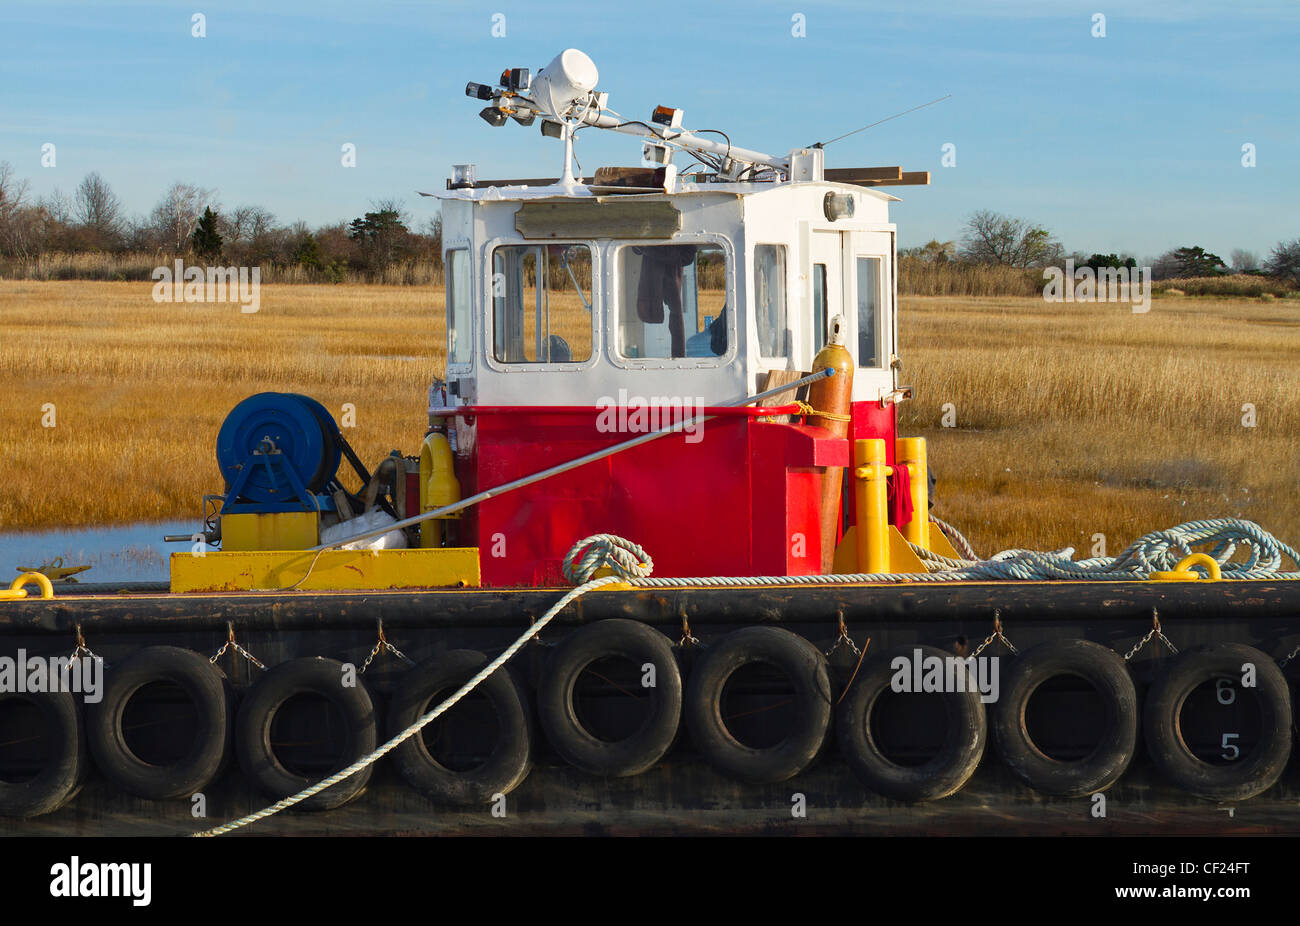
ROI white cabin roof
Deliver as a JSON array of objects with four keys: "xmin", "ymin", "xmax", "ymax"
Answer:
[{"xmin": 436, "ymin": 178, "xmax": 902, "ymax": 204}]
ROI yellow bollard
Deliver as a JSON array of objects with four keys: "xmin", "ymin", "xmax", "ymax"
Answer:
[
  {"xmin": 895, "ymin": 437, "xmax": 930, "ymax": 551},
  {"xmin": 853, "ymin": 439, "xmax": 892, "ymax": 574}
]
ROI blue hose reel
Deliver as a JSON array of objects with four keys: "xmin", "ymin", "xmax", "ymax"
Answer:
[{"xmin": 216, "ymin": 393, "xmax": 342, "ymax": 512}]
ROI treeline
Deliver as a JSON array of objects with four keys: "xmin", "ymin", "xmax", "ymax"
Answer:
[
  {"xmin": 901, "ymin": 210, "xmax": 1300, "ymax": 294},
  {"xmin": 0, "ymin": 162, "xmax": 442, "ymax": 283},
  {"xmin": 3, "ymin": 163, "xmax": 1298, "ymax": 296}
]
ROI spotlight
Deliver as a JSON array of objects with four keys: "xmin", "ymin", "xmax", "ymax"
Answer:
[{"xmin": 499, "ymin": 68, "xmax": 531, "ymax": 92}]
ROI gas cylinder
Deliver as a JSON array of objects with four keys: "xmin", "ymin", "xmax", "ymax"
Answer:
[
  {"xmin": 419, "ymin": 430, "xmax": 461, "ymax": 548},
  {"xmin": 808, "ymin": 316, "xmax": 854, "ymax": 573}
]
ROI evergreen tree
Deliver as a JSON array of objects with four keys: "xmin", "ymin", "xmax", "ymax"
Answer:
[{"xmin": 190, "ymin": 206, "xmax": 223, "ymax": 261}]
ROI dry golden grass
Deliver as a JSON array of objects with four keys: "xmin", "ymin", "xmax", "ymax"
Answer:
[
  {"xmin": 898, "ymin": 294, "xmax": 1300, "ymax": 556},
  {"xmin": 1, "ymin": 282, "xmax": 1297, "ymax": 562},
  {"xmin": 0, "ymin": 282, "xmax": 441, "ymax": 530}
]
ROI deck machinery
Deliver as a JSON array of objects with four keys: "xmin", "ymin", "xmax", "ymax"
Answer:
[{"xmin": 4, "ymin": 50, "xmax": 1300, "ymax": 836}]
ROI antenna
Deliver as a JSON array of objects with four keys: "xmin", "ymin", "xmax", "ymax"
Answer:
[{"xmin": 812, "ymin": 94, "xmax": 951, "ymax": 149}]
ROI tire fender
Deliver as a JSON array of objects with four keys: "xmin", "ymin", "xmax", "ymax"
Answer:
[
  {"xmin": 0, "ymin": 689, "xmax": 86, "ymax": 818},
  {"xmin": 686, "ymin": 626, "xmax": 831, "ymax": 784},
  {"xmin": 1144, "ymin": 643, "xmax": 1291, "ymax": 802},
  {"xmin": 538, "ymin": 619, "xmax": 682, "ymax": 777},
  {"xmin": 88, "ymin": 645, "xmax": 232, "ymax": 800},
  {"xmin": 235, "ymin": 656, "xmax": 377, "ymax": 812},
  {"xmin": 837, "ymin": 643, "xmax": 986, "ymax": 801},
  {"xmin": 388, "ymin": 649, "xmax": 533, "ymax": 805},
  {"xmin": 992, "ymin": 638, "xmax": 1136, "ymax": 797}
]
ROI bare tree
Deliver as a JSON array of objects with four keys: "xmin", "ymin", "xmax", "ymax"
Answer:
[
  {"xmin": 150, "ymin": 182, "xmax": 216, "ymax": 253},
  {"xmin": 901, "ymin": 239, "xmax": 956, "ymax": 262},
  {"xmin": 220, "ymin": 204, "xmax": 277, "ymax": 247},
  {"xmin": 1230, "ymin": 249, "xmax": 1260, "ymax": 274},
  {"xmin": 6, "ymin": 205, "xmax": 57, "ymax": 259},
  {"xmin": 247, "ymin": 206, "xmax": 276, "ymax": 242},
  {"xmin": 0, "ymin": 161, "xmax": 31, "ymax": 255},
  {"xmin": 220, "ymin": 205, "xmax": 257, "ymax": 245},
  {"xmin": 72, "ymin": 172, "xmax": 124, "ymax": 245},
  {"xmin": 959, "ymin": 210, "xmax": 1062, "ymax": 267},
  {"xmin": 40, "ymin": 188, "xmax": 71, "ymax": 224},
  {"xmin": 1264, "ymin": 239, "xmax": 1300, "ymax": 287}
]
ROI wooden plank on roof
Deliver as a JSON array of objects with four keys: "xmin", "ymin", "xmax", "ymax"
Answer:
[
  {"xmin": 853, "ymin": 171, "xmax": 931, "ymax": 187},
  {"xmin": 514, "ymin": 200, "xmax": 682, "ymax": 239},
  {"xmin": 824, "ymin": 167, "xmax": 903, "ymax": 183},
  {"xmin": 592, "ymin": 166, "xmax": 666, "ymax": 188}
]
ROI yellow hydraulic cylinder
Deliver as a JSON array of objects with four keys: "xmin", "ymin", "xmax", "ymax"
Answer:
[
  {"xmin": 419, "ymin": 431, "xmax": 461, "ymax": 548},
  {"xmin": 895, "ymin": 437, "xmax": 930, "ymax": 550},
  {"xmin": 852, "ymin": 439, "xmax": 892, "ymax": 574}
]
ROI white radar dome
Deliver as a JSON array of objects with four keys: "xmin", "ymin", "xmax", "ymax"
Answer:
[{"xmin": 531, "ymin": 49, "xmax": 599, "ymax": 118}]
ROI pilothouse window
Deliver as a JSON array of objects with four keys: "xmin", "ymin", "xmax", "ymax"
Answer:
[
  {"xmin": 754, "ymin": 244, "xmax": 789, "ymax": 359},
  {"xmin": 618, "ymin": 243, "xmax": 728, "ymax": 360},
  {"xmin": 856, "ymin": 256, "xmax": 882, "ymax": 368},
  {"xmin": 812, "ymin": 263, "xmax": 828, "ymax": 353},
  {"xmin": 446, "ymin": 249, "xmax": 471, "ymax": 366},
  {"xmin": 491, "ymin": 244, "xmax": 593, "ymax": 364}
]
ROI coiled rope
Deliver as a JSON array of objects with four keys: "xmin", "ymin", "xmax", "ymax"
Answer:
[
  {"xmin": 194, "ymin": 519, "xmax": 1300, "ymax": 835},
  {"xmin": 909, "ymin": 517, "xmax": 1300, "ymax": 582}
]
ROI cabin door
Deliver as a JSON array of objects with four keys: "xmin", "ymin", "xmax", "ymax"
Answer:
[
  {"xmin": 809, "ymin": 231, "xmax": 844, "ymax": 356},
  {"xmin": 846, "ymin": 230, "xmax": 896, "ymax": 403}
]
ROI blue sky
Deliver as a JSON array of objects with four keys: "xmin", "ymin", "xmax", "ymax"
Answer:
[{"xmin": 1, "ymin": 0, "xmax": 1296, "ymax": 260}]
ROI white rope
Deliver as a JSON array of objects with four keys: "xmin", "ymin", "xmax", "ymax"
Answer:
[
  {"xmin": 194, "ymin": 520, "xmax": 1300, "ymax": 835},
  {"xmin": 192, "ymin": 534, "xmax": 647, "ymax": 837}
]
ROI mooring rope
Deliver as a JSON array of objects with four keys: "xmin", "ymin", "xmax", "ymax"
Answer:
[
  {"xmin": 194, "ymin": 519, "xmax": 1300, "ymax": 835},
  {"xmin": 909, "ymin": 517, "xmax": 1300, "ymax": 582}
]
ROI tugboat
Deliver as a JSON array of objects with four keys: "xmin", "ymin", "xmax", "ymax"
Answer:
[{"xmin": 3, "ymin": 49, "xmax": 1299, "ymax": 836}]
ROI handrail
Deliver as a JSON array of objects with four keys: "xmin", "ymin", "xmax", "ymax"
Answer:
[
  {"xmin": 312, "ymin": 369, "xmax": 836, "ymax": 552},
  {"xmin": 428, "ymin": 403, "xmax": 807, "ymax": 418}
]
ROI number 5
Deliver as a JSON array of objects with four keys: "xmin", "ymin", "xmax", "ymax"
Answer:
[{"xmin": 1221, "ymin": 733, "xmax": 1240, "ymax": 761}]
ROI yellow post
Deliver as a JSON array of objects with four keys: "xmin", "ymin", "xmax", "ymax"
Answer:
[
  {"xmin": 895, "ymin": 437, "xmax": 929, "ymax": 550},
  {"xmin": 853, "ymin": 439, "xmax": 892, "ymax": 574}
]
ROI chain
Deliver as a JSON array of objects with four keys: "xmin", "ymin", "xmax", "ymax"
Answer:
[
  {"xmin": 1277, "ymin": 640, "xmax": 1300, "ymax": 669},
  {"xmin": 1123, "ymin": 608, "xmax": 1179, "ymax": 662},
  {"xmin": 824, "ymin": 613, "xmax": 861, "ymax": 657},
  {"xmin": 835, "ymin": 636, "xmax": 872, "ymax": 707},
  {"xmin": 678, "ymin": 615, "xmax": 700, "ymax": 648},
  {"xmin": 527, "ymin": 613, "xmax": 556, "ymax": 647},
  {"xmin": 210, "ymin": 622, "xmax": 267, "ymax": 671},
  {"xmin": 969, "ymin": 610, "xmax": 1018, "ymax": 658},
  {"xmin": 68, "ymin": 624, "xmax": 98, "ymax": 661},
  {"xmin": 359, "ymin": 620, "xmax": 415, "ymax": 674}
]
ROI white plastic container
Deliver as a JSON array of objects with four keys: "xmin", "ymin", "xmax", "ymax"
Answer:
[{"xmin": 319, "ymin": 508, "xmax": 408, "ymax": 551}]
